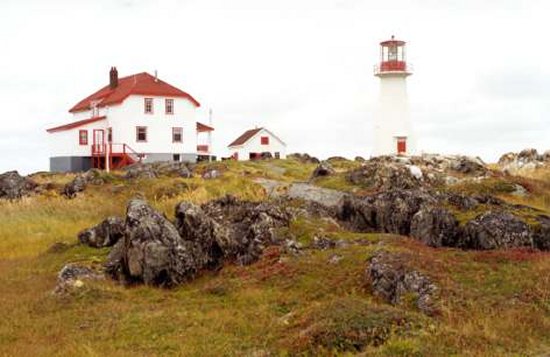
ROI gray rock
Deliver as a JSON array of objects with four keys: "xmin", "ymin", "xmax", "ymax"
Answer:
[
  {"xmin": 63, "ymin": 175, "xmax": 87, "ymax": 198},
  {"xmin": 347, "ymin": 161, "xmax": 422, "ymax": 191},
  {"xmin": 410, "ymin": 207, "xmax": 460, "ymax": 247},
  {"xmin": 311, "ymin": 161, "xmax": 335, "ymax": 178},
  {"xmin": 202, "ymin": 169, "xmax": 220, "ymax": 179},
  {"xmin": 463, "ymin": 211, "xmax": 534, "ymax": 249},
  {"xmin": 107, "ymin": 196, "xmax": 292, "ymax": 287},
  {"xmin": 366, "ymin": 251, "xmax": 437, "ymax": 315},
  {"xmin": 287, "ymin": 182, "xmax": 346, "ymax": 208},
  {"xmin": 0, "ymin": 171, "xmax": 38, "ymax": 200},
  {"xmin": 78, "ymin": 216, "xmax": 125, "ymax": 248},
  {"xmin": 287, "ymin": 153, "xmax": 320, "ymax": 164},
  {"xmin": 54, "ymin": 264, "xmax": 103, "ymax": 295}
]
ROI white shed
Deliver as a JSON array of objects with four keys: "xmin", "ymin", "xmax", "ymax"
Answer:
[{"xmin": 227, "ymin": 127, "xmax": 286, "ymax": 160}]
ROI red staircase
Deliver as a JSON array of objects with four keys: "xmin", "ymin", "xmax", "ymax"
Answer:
[{"xmin": 91, "ymin": 143, "xmax": 144, "ymax": 170}]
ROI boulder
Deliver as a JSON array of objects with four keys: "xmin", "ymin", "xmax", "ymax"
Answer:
[
  {"xmin": 0, "ymin": 171, "xmax": 38, "ymax": 199},
  {"xmin": 449, "ymin": 156, "xmax": 487, "ymax": 176},
  {"xmin": 123, "ymin": 164, "xmax": 158, "ymax": 180},
  {"xmin": 339, "ymin": 189, "xmax": 436, "ymax": 235},
  {"xmin": 202, "ymin": 169, "xmax": 221, "ymax": 179},
  {"xmin": 63, "ymin": 175, "xmax": 87, "ymax": 198},
  {"xmin": 410, "ymin": 207, "xmax": 460, "ymax": 247},
  {"xmin": 462, "ymin": 211, "xmax": 534, "ymax": 249},
  {"xmin": 311, "ymin": 161, "xmax": 335, "ymax": 178},
  {"xmin": 53, "ymin": 264, "xmax": 103, "ymax": 295},
  {"xmin": 287, "ymin": 153, "xmax": 320, "ymax": 164},
  {"xmin": 106, "ymin": 196, "xmax": 293, "ymax": 287},
  {"xmin": 347, "ymin": 161, "xmax": 422, "ymax": 191},
  {"xmin": 107, "ymin": 199, "xmax": 199, "ymax": 286},
  {"xmin": 533, "ymin": 216, "xmax": 550, "ymax": 250},
  {"xmin": 78, "ymin": 216, "xmax": 125, "ymax": 248},
  {"xmin": 366, "ymin": 251, "xmax": 438, "ymax": 315}
]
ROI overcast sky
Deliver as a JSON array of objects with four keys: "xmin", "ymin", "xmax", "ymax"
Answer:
[{"xmin": 1, "ymin": 0, "xmax": 549, "ymax": 174}]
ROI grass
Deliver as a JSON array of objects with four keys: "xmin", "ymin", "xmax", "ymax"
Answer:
[{"xmin": 0, "ymin": 159, "xmax": 549, "ymax": 356}]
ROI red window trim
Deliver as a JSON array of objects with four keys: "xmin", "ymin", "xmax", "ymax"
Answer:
[
  {"xmin": 144, "ymin": 98, "xmax": 154, "ymax": 114},
  {"xmin": 79, "ymin": 130, "xmax": 88, "ymax": 145},
  {"xmin": 165, "ymin": 99, "xmax": 174, "ymax": 115},
  {"xmin": 136, "ymin": 126, "xmax": 147, "ymax": 142},
  {"xmin": 261, "ymin": 136, "xmax": 269, "ymax": 145},
  {"xmin": 172, "ymin": 127, "xmax": 183, "ymax": 143}
]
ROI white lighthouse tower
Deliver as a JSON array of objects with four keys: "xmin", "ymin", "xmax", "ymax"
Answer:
[{"xmin": 372, "ymin": 36, "xmax": 415, "ymax": 156}]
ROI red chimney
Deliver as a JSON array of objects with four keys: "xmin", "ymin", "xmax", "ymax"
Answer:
[{"xmin": 109, "ymin": 67, "xmax": 118, "ymax": 89}]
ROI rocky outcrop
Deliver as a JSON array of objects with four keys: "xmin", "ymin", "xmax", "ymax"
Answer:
[
  {"xmin": 462, "ymin": 211, "xmax": 534, "ymax": 250},
  {"xmin": 287, "ymin": 153, "xmax": 320, "ymax": 164},
  {"xmin": 287, "ymin": 183, "xmax": 346, "ymax": 208},
  {"xmin": 311, "ymin": 161, "xmax": 335, "ymax": 179},
  {"xmin": 366, "ymin": 251, "xmax": 438, "ymax": 315},
  {"xmin": 498, "ymin": 148, "xmax": 549, "ymax": 173},
  {"xmin": 347, "ymin": 161, "xmax": 423, "ymax": 191},
  {"xmin": 78, "ymin": 216, "xmax": 125, "ymax": 248},
  {"xmin": 338, "ymin": 189, "xmax": 550, "ymax": 251},
  {"xmin": 410, "ymin": 207, "xmax": 460, "ymax": 247},
  {"xmin": 0, "ymin": 171, "xmax": 38, "ymax": 200},
  {"xmin": 123, "ymin": 161, "xmax": 193, "ymax": 180},
  {"xmin": 105, "ymin": 196, "xmax": 292, "ymax": 287}
]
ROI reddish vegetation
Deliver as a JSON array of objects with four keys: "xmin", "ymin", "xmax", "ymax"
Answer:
[
  {"xmin": 473, "ymin": 248, "xmax": 550, "ymax": 263},
  {"xmin": 235, "ymin": 247, "xmax": 296, "ymax": 283}
]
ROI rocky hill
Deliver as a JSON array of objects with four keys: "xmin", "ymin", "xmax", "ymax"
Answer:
[{"xmin": 0, "ymin": 153, "xmax": 549, "ymax": 356}]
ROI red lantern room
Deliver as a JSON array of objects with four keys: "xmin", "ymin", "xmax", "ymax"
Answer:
[{"xmin": 375, "ymin": 35, "xmax": 412, "ymax": 76}]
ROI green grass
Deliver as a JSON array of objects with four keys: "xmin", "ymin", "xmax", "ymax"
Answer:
[{"xmin": 0, "ymin": 159, "xmax": 549, "ymax": 356}]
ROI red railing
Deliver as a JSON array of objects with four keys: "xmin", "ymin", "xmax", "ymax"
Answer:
[
  {"xmin": 91, "ymin": 143, "xmax": 144, "ymax": 169},
  {"xmin": 374, "ymin": 61, "xmax": 412, "ymax": 75}
]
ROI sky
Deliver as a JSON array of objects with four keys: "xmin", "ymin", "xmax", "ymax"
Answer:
[{"xmin": 1, "ymin": 0, "xmax": 549, "ymax": 174}]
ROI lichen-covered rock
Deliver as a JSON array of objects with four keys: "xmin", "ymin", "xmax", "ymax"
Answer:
[
  {"xmin": 463, "ymin": 211, "xmax": 534, "ymax": 249},
  {"xmin": 339, "ymin": 189, "xmax": 436, "ymax": 235},
  {"xmin": 0, "ymin": 171, "xmax": 38, "ymax": 199},
  {"xmin": 311, "ymin": 161, "xmax": 335, "ymax": 178},
  {"xmin": 287, "ymin": 153, "xmax": 320, "ymax": 164},
  {"xmin": 366, "ymin": 251, "xmax": 438, "ymax": 315},
  {"xmin": 202, "ymin": 169, "xmax": 221, "ymax": 179},
  {"xmin": 498, "ymin": 148, "xmax": 548, "ymax": 173},
  {"xmin": 124, "ymin": 164, "xmax": 157, "ymax": 180},
  {"xmin": 347, "ymin": 161, "xmax": 423, "ymax": 191},
  {"xmin": 107, "ymin": 199, "xmax": 199, "ymax": 286},
  {"xmin": 63, "ymin": 175, "xmax": 87, "ymax": 198},
  {"xmin": 53, "ymin": 264, "xmax": 103, "ymax": 295},
  {"xmin": 106, "ymin": 196, "xmax": 293, "ymax": 287},
  {"xmin": 410, "ymin": 207, "xmax": 460, "ymax": 247},
  {"xmin": 449, "ymin": 156, "xmax": 487, "ymax": 176},
  {"xmin": 533, "ymin": 216, "xmax": 550, "ymax": 250},
  {"xmin": 78, "ymin": 216, "xmax": 125, "ymax": 248}
]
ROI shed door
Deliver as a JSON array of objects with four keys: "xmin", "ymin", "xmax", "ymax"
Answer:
[{"xmin": 397, "ymin": 137, "xmax": 407, "ymax": 155}]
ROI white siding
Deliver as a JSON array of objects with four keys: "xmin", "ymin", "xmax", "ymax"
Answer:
[
  {"xmin": 106, "ymin": 95, "xmax": 197, "ymax": 155},
  {"xmin": 229, "ymin": 129, "xmax": 286, "ymax": 160},
  {"xmin": 48, "ymin": 120, "xmax": 106, "ymax": 157}
]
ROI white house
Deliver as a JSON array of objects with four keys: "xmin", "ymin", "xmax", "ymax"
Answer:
[
  {"xmin": 228, "ymin": 127, "xmax": 286, "ymax": 160},
  {"xmin": 46, "ymin": 67, "xmax": 214, "ymax": 172}
]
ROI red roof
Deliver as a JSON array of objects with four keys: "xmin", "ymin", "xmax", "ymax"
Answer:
[
  {"xmin": 46, "ymin": 116, "xmax": 106, "ymax": 133},
  {"xmin": 69, "ymin": 72, "xmax": 200, "ymax": 113},
  {"xmin": 228, "ymin": 127, "xmax": 263, "ymax": 147},
  {"xmin": 197, "ymin": 122, "xmax": 214, "ymax": 132}
]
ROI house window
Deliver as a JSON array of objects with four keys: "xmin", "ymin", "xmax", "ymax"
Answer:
[
  {"xmin": 136, "ymin": 126, "xmax": 147, "ymax": 142},
  {"xmin": 274, "ymin": 152, "xmax": 280, "ymax": 159},
  {"xmin": 79, "ymin": 130, "xmax": 88, "ymax": 145},
  {"xmin": 173, "ymin": 154, "xmax": 180, "ymax": 162},
  {"xmin": 107, "ymin": 128, "xmax": 112, "ymax": 143},
  {"xmin": 144, "ymin": 98, "xmax": 154, "ymax": 114},
  {"xmin": 261, "ymin": 136, "xmax": 269, "ymax": 145},
  {"xmin": 172, "ymin": 127, "xmax": 183, "ymax": 143},
  {"xmin": 165, "ymin": 99, "xmax": 174, "ymax": 114}
]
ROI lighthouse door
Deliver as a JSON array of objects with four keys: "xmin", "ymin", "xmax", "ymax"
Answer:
[{"xmin": 397, "ymin": 137, "xmax": 407, "ymax": 155}]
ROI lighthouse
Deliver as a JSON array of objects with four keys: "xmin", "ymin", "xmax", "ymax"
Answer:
[{"xmin": 372, "ymin": 36, "xmax": 415, "ymax": 156}]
